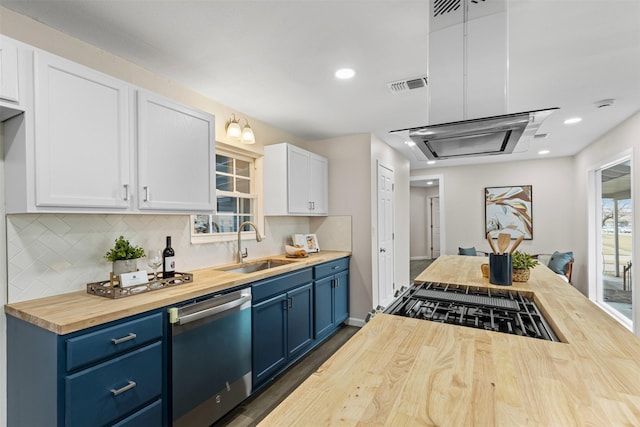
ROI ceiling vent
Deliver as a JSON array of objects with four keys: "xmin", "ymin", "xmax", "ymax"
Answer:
[{"xmin": 386, "ymin": 76, "xmax": 428, "ymax": 94}]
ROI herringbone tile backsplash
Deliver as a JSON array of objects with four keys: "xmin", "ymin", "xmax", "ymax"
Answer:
[
  {"xmin": 7, "ymin": 214, "xmax": 188, "ymax": 302},
  {"xmin": 7, "ymin": 214, "xmax": 333, "ymax": 303}
]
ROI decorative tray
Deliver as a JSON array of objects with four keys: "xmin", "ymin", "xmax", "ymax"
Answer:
[{"xmin": 87, "ymin": 272, "xmax": 193, "ymax": 299}]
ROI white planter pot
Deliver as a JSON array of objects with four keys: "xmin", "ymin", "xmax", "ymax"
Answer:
[{"xmin": 112, "ymin": 259, "xmax": 138, "ymax": 277}]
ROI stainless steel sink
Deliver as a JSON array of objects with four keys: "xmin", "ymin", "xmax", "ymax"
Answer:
[{"xmin": 215, "ymin": 259, "xmax": 294, "ymax": 274}]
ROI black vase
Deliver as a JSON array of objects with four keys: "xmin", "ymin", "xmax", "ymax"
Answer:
[{"xmin": 489, "ymin": 253, "xmax": 512, "ymax": 286}]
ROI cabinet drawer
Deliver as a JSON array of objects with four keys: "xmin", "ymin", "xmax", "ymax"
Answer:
[
  {"xmin": 314, "ymin": 258, "xmax": 349, "ymax": 279},
  {"xmin": 66, "ymin": 342, "xmax": 162, "ymax": 427},
  {"xmin": 66, "ymin": 312, "xmax": 163, "ymax": 371},
  {"xmin": 112, "ymin": 398, "xmax": 162, "ymax": 427},
  {"xmin": 252, "ymin": 268, "xmax": 313, "ymax": 303}
]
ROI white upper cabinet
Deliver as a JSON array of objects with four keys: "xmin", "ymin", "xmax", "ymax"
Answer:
[
  {"xmin": 4, "ymin": 44, "xmax": 216, "ymax": 214},
  {"xmin": 137, "ymin": 91, "xmax": 215, "ymax": 212},
  {"xmin": 34, "ymin": 51, "xmax": 132, "ymax": 210},
  {"xmin": 0, "ymin": 36, "xmax": 20, "ymax": 103},
  {"xmin": 264, "ymin": 143, "xmax": 328, "ymax": 216}
]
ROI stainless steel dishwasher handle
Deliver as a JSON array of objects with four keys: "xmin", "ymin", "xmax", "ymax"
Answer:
[{"xmin": 176, "ymin": 294, "xmax": 251, "ymax": 325}]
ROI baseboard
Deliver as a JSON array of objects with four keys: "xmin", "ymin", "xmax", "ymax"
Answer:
[
  {"xmin": 346, "ymin": 317, "xmax": 365, "ymax": 327},
  {"xmin": 410, "ymin": 256, "xmax": 430, "ymax": 261}
]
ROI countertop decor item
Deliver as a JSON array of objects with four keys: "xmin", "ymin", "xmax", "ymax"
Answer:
[
  {"xmin": 104, "ymin": 235, "xmax": 146, "ymax": 277},
  {"xmin": 511, "ymin": 250, "xmax": 539, "ymax": 282},
  {"xmin": 87, "ymin": 272, "xmax": 193, "ymax": 299}
]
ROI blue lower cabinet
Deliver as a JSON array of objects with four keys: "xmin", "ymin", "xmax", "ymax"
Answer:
[
  {"xmin": 65, "ymin": 342, "xmax": 162, "ymax": 427},
  {"xmin": 252, "ymin": 293, "xmax": 288, "ymax": 384},
  {"xmin": 286, "ymin": 283, "xmax": 314, "ymax": 357},
  {"xmin": 112, "ymin": 399, "xmax": 163, "ymax": 427},
  {"xmin": 314, "ymin": 276, "xmax": 334, "ymax": 337},
  {"xmin": 314, "ymin": 259, "xmax": 350, "ymax": 339},
  {"xmin": 6, "ymin": 311, "xmax": 167, "ymax": 427},
  {"xmin": 252, "ymin": 272, "xmax": 314, "ymax": 388}
]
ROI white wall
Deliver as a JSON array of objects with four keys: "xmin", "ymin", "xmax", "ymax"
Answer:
[
  {"xmin": 301, "ymin": 134, "xmax": 372, "ymax": 323},
  {"xmin": 412, "ymin": 156, "xmax": 576, "ymax": 279},
  {"xmin": 573, "ymin": 112, "xmax": 640, "ymax": 299}
]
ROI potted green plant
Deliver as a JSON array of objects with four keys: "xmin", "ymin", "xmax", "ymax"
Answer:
[
  {"xmin": 104, "ymin": 235, "xmax": 145, "ymax": 277},
  {"xmin": 511, "ymin": 251, "xmax": 539, "ymax": 282}
]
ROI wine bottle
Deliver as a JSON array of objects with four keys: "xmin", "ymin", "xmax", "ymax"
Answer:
[{"xmin": 163, "ymin": 236, "xmax": 175, "ymax": 278}]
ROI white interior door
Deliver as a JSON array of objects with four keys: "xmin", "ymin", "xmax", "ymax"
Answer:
[
  {"xmin": 430, "ymin": 196, "xmax": 441, "ymax": 258},
  {"xmin": 377, "ymin": 163, "xmax": 395, "ymax": 307}
]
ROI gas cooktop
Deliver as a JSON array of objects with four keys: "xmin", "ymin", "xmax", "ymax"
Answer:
[{"xmin": 385, "ymin": 281, "xmax": 560, "ymax": 342}]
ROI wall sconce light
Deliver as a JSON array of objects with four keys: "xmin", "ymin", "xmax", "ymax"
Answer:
[
  {"xmin": 225, "ymin": 113, "xmax": 255, "ymax": 144},
  {"xmin": 241, "ymin": 118, "xmax": 255, "ymax": 144},
  {"xmin": 225, "ymin": 113, "xmax": 242, "ymax": 139}
]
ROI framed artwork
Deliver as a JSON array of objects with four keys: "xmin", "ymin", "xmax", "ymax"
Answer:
[
  {"xmin": 485, "ymin": 185, "xmax": 533, "ymax": 240},
  {"xmin": 292, "ymin": 233, "xmax": 320, "ymax": 253}
]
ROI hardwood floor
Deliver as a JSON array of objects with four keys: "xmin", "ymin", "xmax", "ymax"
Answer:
[
  {"xmin": 216, "ymin": 325, "xmax": 360, "ymax": 426},
  {"xmin": 410, "ymin": 258, "xmax": 434, "ymax": 281}
]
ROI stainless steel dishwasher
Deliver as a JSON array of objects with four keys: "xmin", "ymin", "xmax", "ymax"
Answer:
[{"xmin": 168, "ymin": 288, "xmax": 252, "ymax": 427}]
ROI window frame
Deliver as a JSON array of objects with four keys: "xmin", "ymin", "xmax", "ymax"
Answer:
[{"xmin": 191, "ymin": 144, "xmax": 263, "ymax": 244}]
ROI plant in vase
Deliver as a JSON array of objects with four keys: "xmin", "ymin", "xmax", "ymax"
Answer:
[
  {"xmin": 511, "ymin": 251, "xmax": 539, "ymax": 282},
  {"xmin": 104, "ymin": 235, "xmax": 145, "ymax": 277}
]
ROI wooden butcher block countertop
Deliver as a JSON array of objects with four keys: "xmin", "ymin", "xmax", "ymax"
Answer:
[
  {"xmin": 260, "ymin": 255, "xmax": 640, "ymax": 426},
  {"xmin": 4, "ymin": 251, "xmax": 351, "ymax": 335}
]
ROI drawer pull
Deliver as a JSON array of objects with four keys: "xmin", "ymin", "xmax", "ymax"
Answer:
[
  {"xmin": 333, "ymin": 266, "xmax": 340, "ymax": 270},
  {"xmin": 110, "ymin": 380, "xmax": 137, "ymax": 396},
  {"xmin": 111, "ymin": 333, "xmax": 137, "ymax": 345}
]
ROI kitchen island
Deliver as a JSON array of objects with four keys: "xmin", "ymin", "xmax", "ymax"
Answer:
[{"xmin": 260, "ymin": 255, "xmax": 640, "ymax": 426}]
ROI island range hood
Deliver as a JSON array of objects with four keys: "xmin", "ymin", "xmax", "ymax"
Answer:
[
  {"xmin": 403, "ymin": 108, "xmax": 558, "ymax": 161},
  {"xmin": 391, "ymin": 0, "xmax": 557, "ymax": 161}
]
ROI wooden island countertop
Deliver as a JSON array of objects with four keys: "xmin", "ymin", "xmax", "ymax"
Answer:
[{"xmin": 260, "ymin": 255, "xmax": 640, "ymax": 426}]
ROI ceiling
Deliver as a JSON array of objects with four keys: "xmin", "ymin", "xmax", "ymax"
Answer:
[{"xmin": 3, "ymin": 1, "xmax": 639, "ymax": 170}]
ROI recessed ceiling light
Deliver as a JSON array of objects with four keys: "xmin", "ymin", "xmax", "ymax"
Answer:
[
  {"xmin": 427, "ymin": 160, "xmax": 436, "ymax": 165},
  {"xmin": 538, "ymin": 150, "xmax": 550, "ymax": 155},
  {"xmin": 427, "ymin": 181, "xmax": 434, "ymax": 185},
  {"xmin": 404, "ymin": 140, "xmax": 416, "ymax": 147},
  {"xmin": 564, "ymin": 117, "xmax": 582, "ymax": 125},
  {"xmin": 335, "ymin": 68, "xmax": 355, "ymax": 79}
]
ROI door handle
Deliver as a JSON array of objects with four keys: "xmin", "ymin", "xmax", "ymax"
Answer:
[{"xmin": 380, "ymin": 248, "xmax": 386, "ymax": 253}]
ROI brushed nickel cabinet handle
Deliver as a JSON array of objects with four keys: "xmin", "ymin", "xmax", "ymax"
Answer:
[
  {"xmin": 123, "ymin": 184, "xmax": 129, "ymax": 201},
  {"xmin": 143, "ymin": 186, "xmax": 150, "ymax": 202},
  {"xmin": 110, "ymin": 380, "xmax": 137, "ymax": 396},
  {"xmin": 111, "ymin": 332, "xmax": 137, "ymax": 345}
]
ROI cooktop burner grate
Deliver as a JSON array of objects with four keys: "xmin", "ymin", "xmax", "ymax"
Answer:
[
  {"xmin": 385, "ymin": 281, "xmax": 559, "ymax": 342},
  {"xmin": 414, "ymin": 288, "xmax": 520, "ymax": 310}
]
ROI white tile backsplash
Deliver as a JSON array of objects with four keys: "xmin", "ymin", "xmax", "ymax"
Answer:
[{"xmin": 7, "ymin": 214, "xmax": 352, "ymax": 303}]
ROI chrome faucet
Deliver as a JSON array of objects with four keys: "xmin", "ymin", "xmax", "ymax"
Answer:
[{"xmin": 237, "ymin": 221, "xmax": 262, "ymax": 263}]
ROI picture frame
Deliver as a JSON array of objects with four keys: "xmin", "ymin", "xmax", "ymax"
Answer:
[
  {"xmin": 485, "ymin": 185, "xmax": 533, "ymax": 240},
  {"xmin": 292, "ymin": 233, "xmax": 320, "ymax": 253}
]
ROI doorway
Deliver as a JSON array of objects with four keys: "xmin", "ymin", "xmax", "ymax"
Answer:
[
  {"xmin": 409, "ymin": 175, "xmax": 444, "ymax": 281},
  {"xmin": 594, "ymin": 157, "xmax": 633, "ymax": 327},
  {"xmin": 377, "ymin": 163, "xmax": 395, "ymax": 307},
  {"xmin": 430, "ymin": 196, "xmax": 441, "ymax": 258}
]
